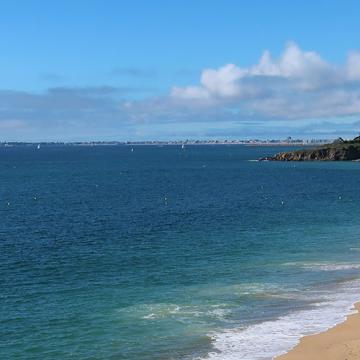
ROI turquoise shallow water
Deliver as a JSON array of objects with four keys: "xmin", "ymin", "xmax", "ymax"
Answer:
[{"xmin": 2, "ymin": 145, "xmax": 360, "ymax": 359}]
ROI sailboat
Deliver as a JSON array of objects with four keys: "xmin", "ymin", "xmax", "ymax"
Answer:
[{"xmin": 37, "ymin": 144, "xmax": 41, "ymax": 150}]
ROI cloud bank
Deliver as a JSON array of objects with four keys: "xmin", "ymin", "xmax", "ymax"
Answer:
[{"xmin": 1, "ymin": 43, "xmax": 360, "ymax": 140}]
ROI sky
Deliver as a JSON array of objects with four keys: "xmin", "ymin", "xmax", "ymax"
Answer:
[{"xmin": 1, "ymin": 0, "xmax": 360, "ymax": 141}]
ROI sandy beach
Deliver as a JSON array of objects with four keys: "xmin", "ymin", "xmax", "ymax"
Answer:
[{"xmin": 276, "ymin": 302, "xmax": 360, "ymax": 360}]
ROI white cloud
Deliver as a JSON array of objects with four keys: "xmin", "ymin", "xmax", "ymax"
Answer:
[
  {"xmin": 168, "ymin": 42, "xmax": 360, "ymax": 124},
  {"xmin": 200, "ymin": 64, "xmax": 246, "ymax": 97},
  {"xmin": 171, "ymin": 43, "xmax": 344, "ymax": 100},
  {"xmin": 171, "ymin": 85, "xmax": 210, "ymax": 100},
  {"xmin": 347, "ymin": 51, "xmax": 360, "ymax": 81}
]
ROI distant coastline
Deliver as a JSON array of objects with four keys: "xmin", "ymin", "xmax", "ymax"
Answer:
[{"xmin": 0, "ymin": 138, "xmax": 332, "ymax": 147}]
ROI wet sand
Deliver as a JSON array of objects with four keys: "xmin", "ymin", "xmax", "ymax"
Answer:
[{"xmin": 276, "ymin": 302, "xmax": 360, "ymax": 360}]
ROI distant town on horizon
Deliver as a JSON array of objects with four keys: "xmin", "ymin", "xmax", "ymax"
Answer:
[{"xmin": 0, "ymin": 137, "xmax": 337, "ymax": 147}]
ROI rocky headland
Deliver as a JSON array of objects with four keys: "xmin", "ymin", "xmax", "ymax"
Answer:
[{"xmin": 260, "ymin": 136, "xmax": 360, "ymax": 161}]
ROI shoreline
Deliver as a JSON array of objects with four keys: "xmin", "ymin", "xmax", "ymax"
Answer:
[
  {"xmin": 203, "ymin": 277, "xmax": 360, "ymax": 360},
  {"xmin": 275, "ymin": 302, "xmax": 360, "ymax": 360}
]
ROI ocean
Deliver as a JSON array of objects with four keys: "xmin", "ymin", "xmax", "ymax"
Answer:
[{"xmin": 2, "ymin": 145, "xmax": 360, "ymax": 360}]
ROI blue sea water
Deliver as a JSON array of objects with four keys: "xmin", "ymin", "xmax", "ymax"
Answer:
[{"xmin": 2, "ymin": 145, "xmax": 360, "ymax": 360}]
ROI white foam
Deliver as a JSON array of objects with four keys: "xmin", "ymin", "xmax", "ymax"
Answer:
[
  {"xmin": 197, "ymin": 279, "xmax": 360, "ymax": 360},
  {"xmin": 284, "ymin": 261, "xmax": 360, "ymax": 271},
  {"xmin": 118, "ymin": 303, "xmax": 231, "ymax": 321},
  {"xmin": 310, "ymin": 263, "xmax": 360, "ymax": 271}
]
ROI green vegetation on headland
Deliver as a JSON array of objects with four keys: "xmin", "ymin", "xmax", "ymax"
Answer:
[{"xmin": 259, "ymin": 136, "xmax": 360, "ymax": 161}]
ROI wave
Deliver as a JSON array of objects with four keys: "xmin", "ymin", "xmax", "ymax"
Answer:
[
  {"xmin": 283, "ymin": 261, "xmax": 360, "ymax": 271},
  {"xmin": 197, "ymin": 279, "xmax": 360, "ymax": 360},
  {"xmin": 117, "ymin": 302, "xmax": 231, "ymax": 321},
  {"xmin": 196, "ymin": 282, "xmax": 299, "ymax": 299}
]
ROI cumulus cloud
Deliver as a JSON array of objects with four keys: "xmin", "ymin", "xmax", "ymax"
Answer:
[
  {"xmin": 169, "ymin": 42, "xmax": 360, "ymax": 124},
  {"xmin": 171, "ymin": 42, "xmax": 344, "ymax": 100}
]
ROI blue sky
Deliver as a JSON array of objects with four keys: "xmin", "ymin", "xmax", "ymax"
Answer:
[{"xmin": 1, "ymin": 0, "xmax": 360, "ymax": 141}]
